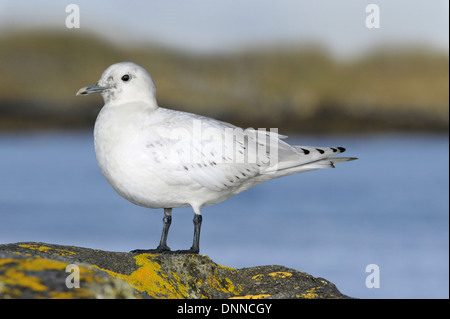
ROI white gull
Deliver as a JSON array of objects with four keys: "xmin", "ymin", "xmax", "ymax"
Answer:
[{"xmin": 76, "ymin": 61, "xmax": 356, "ymax": 254}]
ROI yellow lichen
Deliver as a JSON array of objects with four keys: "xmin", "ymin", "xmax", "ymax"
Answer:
[
  {"xmin": 47, "ymin": 288, "xmax": 99, "ymax": 299},
  {"xmin": 251, "ymin": 274, "xmax": 264, "ymax": 280},
  {"xmin": 18, "ymin": 244, "xmax": 76, "ymax": 257},
  {"xmin": 206, "ymin": 265, "xmax": 237, "ymax": 295},
  {"xmin": 229, "ymin": 294, "xmax": 271, "ymax": 299},
  {"xmin": 268, "ymin": 272, "xmax": 292, "ymax": 279},
  {"xmin": 297, "ymin": 287, "xmax": 321, "ymax": 299},
  {"xmin": 0, "ymin": 244, "xmax": 246, "ymax": 298},
  {"xmin": 2, "ymin": 267, "xmax": 48, "ymax": 292},
  {"xmin": 93, "ymin": 254, "xmax": 184, "ymax": 298},
  {"xmin": 215, "ymin": 264, "xmax": 236, "ymax": 272},
  {"xmin": 4, "ymin": 245, "xmax": 242, "ymax": 299},
  {"xmin": 0, "ymin": 257, "xmax": 68, "ymax": 293},
  {"xmin": 0, "ymin": 254, "xmax": 123, "ymax": 298},
  {"xmin": 93, "ymin": 253, "xmax": 241, "ymax": 299}
]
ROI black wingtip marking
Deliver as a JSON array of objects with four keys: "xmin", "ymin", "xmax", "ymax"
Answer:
[
  {"xmin": 316, "ymin": 148, "xmax": 325, "ymax": 154},
  {"xmin": 337, "ymin": 147, "xmax": 346, "ymax": 153},
  {"xmin": 301, "ymin": 148, "xmax": 310, "ymax": 155},
  {"xmin": 331, "ymin": 147, "xmax": 338, "ymax": 153}
]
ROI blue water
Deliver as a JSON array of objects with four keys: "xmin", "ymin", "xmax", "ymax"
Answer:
[{"xmin": 0, "ymin": 130, "xmax": 448, "ymax": 299}]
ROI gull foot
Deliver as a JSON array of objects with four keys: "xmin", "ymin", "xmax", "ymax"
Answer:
[
  {"xmin": 130, "ymin": 245, "xmax": 171, "ymax": 254},
  {"xmin": 171, "ymin": 246, "xmax": 199, "ymax": 255}
]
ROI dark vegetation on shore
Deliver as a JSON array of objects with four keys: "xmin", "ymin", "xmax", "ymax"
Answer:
[{"xmin": 0, "ymin": 32, "xmax": 448, "ymax": 133}]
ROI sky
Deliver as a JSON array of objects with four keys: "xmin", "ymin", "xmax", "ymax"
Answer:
[{"xmin": 0, "ymin": 0, "xmax": 448, "ymax": 57}]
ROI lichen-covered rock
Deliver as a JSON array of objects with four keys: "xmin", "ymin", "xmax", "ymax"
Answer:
[
  {"xmin": 0, "ymin": 250, "xmax": 135, "ymax": 299},
  {"xmin": 0, "ymin": 242, "xmax": 351, "ymax": 299}
]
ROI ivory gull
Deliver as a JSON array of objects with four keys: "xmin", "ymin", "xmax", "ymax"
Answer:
[{"xmin": 76, "ymin": 62, "xmax": 356, "ymax": 254}]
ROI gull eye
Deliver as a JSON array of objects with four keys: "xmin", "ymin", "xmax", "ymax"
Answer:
[{"xmin": 121, "ymin": 74, "xmax": 130, "ymax": 82}]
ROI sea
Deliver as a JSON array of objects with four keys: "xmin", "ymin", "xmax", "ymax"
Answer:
[{"xmin": 0, "ymin": 130, "xmax": 448, "ymax": 299}]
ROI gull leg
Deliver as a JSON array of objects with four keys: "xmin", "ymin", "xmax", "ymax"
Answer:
[
  {"xmin": 173, "ymin": 210, "xmax": 202, "ymax": 254},
  {"xmin": 157, "ymin": 208, "xmax": 172, "ymax": 251},
  {"xmin": 131, "ymin": 208, "xmax": 172, "ymax": 254},
  {"xmin": 190, "ymin": 214, "xmax": 202, "ymax": 253}
]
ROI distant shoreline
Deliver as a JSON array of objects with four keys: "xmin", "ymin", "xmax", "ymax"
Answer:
[
  {"xmin": 0, "ymin": 102, "xmax": 447, "ymax": 133},
  {"xmin": 0, "ymin": 32, "xmax": 448, "ymax": 134}
]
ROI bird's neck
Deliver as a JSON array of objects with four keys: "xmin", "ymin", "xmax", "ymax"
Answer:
[{"xmin": 104, "ymin": 96, "xmax": 159, "ymax": 110}]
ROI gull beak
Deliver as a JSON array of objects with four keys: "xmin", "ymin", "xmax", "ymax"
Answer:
[{"xmin": 76, "ymin": 83, "xmax": 109, "ymax": 96}]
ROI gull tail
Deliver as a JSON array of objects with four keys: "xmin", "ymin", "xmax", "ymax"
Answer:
[
  {"xmin": 305, "ymin": 156, "xmax": 358, "ymax": 169},
  {"xmin": 262, "ymin": 144, "xmax": 357, "ymax": 176},
  {"xmin": 290, "ymin": 146, "xmax": 357, "ymax": 170}
]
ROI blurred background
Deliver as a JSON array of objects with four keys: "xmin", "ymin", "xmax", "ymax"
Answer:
[{"xmin": 0, "ymin": 0, "xmax": 448, "ymax": 298}]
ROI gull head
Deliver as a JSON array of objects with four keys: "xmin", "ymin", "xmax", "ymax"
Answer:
[{"xmin": 76, "ymin": 62, "xmax": 157, "ymax": 107}]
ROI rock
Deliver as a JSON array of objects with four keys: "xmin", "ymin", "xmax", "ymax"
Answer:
[{"xmin": 0, "ymin": 242, "xmax": 351, "ymax": 299}]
